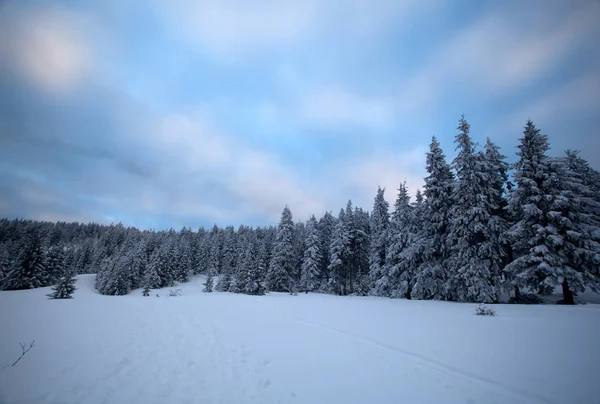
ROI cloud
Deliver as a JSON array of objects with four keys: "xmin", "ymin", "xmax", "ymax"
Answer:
[
  {"xmin": 295, "ymin": 87, "xmax": 395, "ymax": 130},
  {"xmin": 158, "ymin": 0, "xmax": 442, "ymax": 60},
  {"xmin": 0, "ymin": 5, "xmax": 96, "ymax": 94},
  {"xmin": 390, "ymin": 0, "xmax": 600, "ymax": 115},
  {"xmin": 323, "ymin": 146, "xmax": 427, "ymax": 211}
]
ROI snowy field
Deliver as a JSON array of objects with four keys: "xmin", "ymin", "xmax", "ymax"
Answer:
[{"xmin": 1, "ymin": 275, "xmax": 599, "ymax": 404}]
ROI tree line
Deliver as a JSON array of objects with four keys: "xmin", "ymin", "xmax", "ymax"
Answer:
[{"xmin": 1, "ymin": 117, "xmax": 599, "ymax": 303}]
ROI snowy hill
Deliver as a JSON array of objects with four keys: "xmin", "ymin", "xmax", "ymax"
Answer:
[{"xmin": 1, "ymin": 275, "xmax": 599, "ymax": 404}]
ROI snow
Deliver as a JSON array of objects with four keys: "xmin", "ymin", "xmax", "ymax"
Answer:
[{"xmin": 1, "ymin": 275, "xmax": 599, "ymax": 404}]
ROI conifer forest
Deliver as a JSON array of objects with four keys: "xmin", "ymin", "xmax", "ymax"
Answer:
[{"xmin": 2, "ymin": 118, "xmax": 599, "ymax": 304}]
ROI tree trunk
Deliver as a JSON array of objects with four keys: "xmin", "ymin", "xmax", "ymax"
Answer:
[
  {"xmin": 561, "ymin": 279, "xmax": 575, "ymax": 305},
  {"xmin": 514, "ymin": 285, "xmax": 520, "ymax": 303}
]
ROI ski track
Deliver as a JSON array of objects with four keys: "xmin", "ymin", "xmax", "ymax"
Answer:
[{"xmin": 293, "ymin": 317, "xmax": 557, "ymax": 404}]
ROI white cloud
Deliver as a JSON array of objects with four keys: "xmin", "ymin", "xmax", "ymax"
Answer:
[
  {"xmin": 324, "ymin": 147, "xmax": 427, "ymax": 210},
  {"xmin": 159, "ymin": 0, "xmax": 441, "ymax": 60},
  {"xmin": 0, "ymin": 6, "xmax": 95, "ymax": 94},
  {"xmin": 295, "ymin": 87, "xmax": 395, "ymax": 130},
  {"xmin": 391, "ymin": 0, "xmax": 600, "ymax": 114},
  {"xmin": 142, "ymin": 108, "xmax": 327, "ymax": 223}
]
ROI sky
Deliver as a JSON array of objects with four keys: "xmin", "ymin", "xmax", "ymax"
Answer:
[{"xmin": 0, "ymin": 0, "xmax": 599, "ymax": 230}]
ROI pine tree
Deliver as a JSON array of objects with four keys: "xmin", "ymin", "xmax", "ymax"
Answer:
[
  {"xmin": 267, "ymin": 206, "xmax": 296, "ymax": 292},
  {"xmin": 369, "ymin": 187, "xmax": 390, "ymax": 296},
  {"xmin": 386, "ymin": 182, "xmax": 415, "ymax": 299},
  {"xmin": 96, "ymin": 254, "xmax": 132, "ymax": 296},
  {"xmin": 46, "ymin": 245, "xmax": 66, "ymax": 285},
  {"xmin": 300, "ymin": 216, "xmax": 322, "ymax": 293},
  {"xmin": 328, "ymin": 209, "xmax": 350, "ymax": 295},
  {"xmin": 505, "ymin": 120, "xmax": 566, "ymax": 300},
  {"xmin": 3, "ymin": 227, "xmax": 49, "ymax": 290},
  {"xmin": 217, "ymin": 226, "xmax": 237, "ymax": 291},
  {"xmin": 412, "ymin": 136, "xmax": 455, "ymax": 300},
  {"xmin": 352, "ymin": 207, "xmax": 371, "ymax": 295},
  {"xmin": 143, "ymin": 251, "xmax": 162, "ymax": 290},
  {"xmin": 0, "ymin": 243, "xmax": 10, "ymax": 286},
  {"xmin": 47, "ymin": 262, "xmax": 77, "ymax": 299},
  {"xmin": 318, "ymin": 211, "xmax": 335, "ymax": 290},
  {"xmin": 446, "ymin": 116, "xmax": 504, "ymax": 303}
]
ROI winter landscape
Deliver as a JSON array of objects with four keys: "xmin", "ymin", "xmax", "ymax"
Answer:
[{"xmin": 2, "ymin": 0, "xmax": 600, "ymax": 403}]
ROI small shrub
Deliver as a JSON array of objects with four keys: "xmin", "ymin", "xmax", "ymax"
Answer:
[
  {"xmin": 169, "ymin": 288, "xmax": 182, "ymax": 297},
  {"xmin": 142, "ymin": 287, "xmax": 150, "ymax": 297},
  {"xmin": 475, "ymin": 304, "xmax": 496, "ymax": 316}
]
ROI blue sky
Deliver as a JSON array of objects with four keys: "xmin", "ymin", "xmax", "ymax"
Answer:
[{"xmin": 1, "ymin": 0, "xmax": 599, "ymax": 230}]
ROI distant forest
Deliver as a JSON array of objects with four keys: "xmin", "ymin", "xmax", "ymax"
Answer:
[{"xmin": 1, "ymin": 117, "xmax": 599, "ymax": 304}]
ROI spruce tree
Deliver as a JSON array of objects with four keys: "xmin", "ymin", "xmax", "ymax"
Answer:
[
  {"xmin": 328, "ymin": 209, "xmax": 350, "ymax": 295},
  {"xmin": 217, "ymin": 226, "xmax": 237, "ymax": 291},
  {"xmin": 505, "ymin": 120, "xmax": 566, "ymax": 300},
  {"xmin": 3, "ymin": 228, "xmax": 49, "ymax": 290},
  {"xmin": 46, "ymin": 245, "xmax": 66, "ymax": 285},
  {"xmin": 47, "ymin": 262, "xmax": 77, "ymax": 299},
  {"xmin": 0, "ymin": 243, "xmax": 10, "ymax": 286},
  {"xmin": 266, "ymin": 206, "xmax": 296, "ymax": 292},
  {"xmin": 318, "ymin": 211, "xmax": 335, "ymax": 290},
  {"xmin": 352, "ymin": 207, "xmax": 371, "ymax": 295},
  {"xmin": 369, "ymin": 187, "xmax": 390, "ymax": 296},
  {"xmin": 412, "ymin": 136, "xmax": 455, "ymax": 300},
  {"xmin": 446, "ymin": 116, "xmax": 504, "ymax": 303},
  {"xmin": 300, "ymin": 215, "xmax": 322, "ymax": 293},
  {"xmin": 386, "ymin": 182, "xmax": 415, "ymax": 299}
]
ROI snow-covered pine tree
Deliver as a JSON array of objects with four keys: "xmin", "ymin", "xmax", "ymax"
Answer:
[
  {"xmin": 505, "ymin": 120, "xmax": 565, "ymax": 300},
  {"xmin": 96, "ymin": 254, "xmax": 132, "ymax": 296},
  {"xmin": 217, "ymin": 226, "xmax": 237, "ymax": 291},
  {"xmin": 352, "ymin": 207, "xmax": 371, "ymax": 295},
  {"xmin": 542, "ymin": 155, "xmax": 600, "ymax": 303},
  {"xmin": 143, "ymin": 249, "xmax": 162, "ymax": 291},
  {"xmin": 0, "ymin": 243, "xmax": 10, "ymax": 286},
  {"xmin": 369, "ymin": 187, "xmax": 390, "ymax": 296},
  {"xmin": 196, "ymin": 231, "xmax": 211, "ymax": 275},
  {"xmin": 446, "ymin": 116, "xmax": 505, "ymax": 303},
  {"xmin": 328, "ymin": 209, "xmax": 350, "ymax": 295},
  {"xmin": 45, "ymin": 245, "xmax": 66, "ymax": 286},
  {"xmin": 412, "ymin": 136, "xmax": 455, "ymax": 300},
  {"xmin": 318, "ymin": 211, "xmax": 335, "ymax": 291},
  {"xmin": 47, "ymin": 260, "xmax": 77, "ymax": 299},
  {"xmin": 300, "ymin": 215, "xmax": 322, "ymax": 293},
  {"xmin": 174, "ymin": 234, "xmax": 191, "ymax": 283},
  {"xmin": 292, "ymin": 221, "xmax": 307, "ymax": 290},
  {"xmin": 237, "ymin": 238, "xmax": 265, "ymax": 295},
  {"xmin": 266, "ymin": 206, "xmax": 296, "ymax": 292},
  {"xmin": 386, "ymin": 182, "xmax": 415, "ymax": 299},
  {"xmin": 3, "ymin": 227, "xmax": 49, "ymax": 290}
]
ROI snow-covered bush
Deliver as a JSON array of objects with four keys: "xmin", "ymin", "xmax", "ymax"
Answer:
[
  {"xmin": 169, "ymin": 288, "xmax": 182, "ymax": 297},
  {"xmin": 475, "ymin": 304, "xmax": 496, "ymax": 316}
]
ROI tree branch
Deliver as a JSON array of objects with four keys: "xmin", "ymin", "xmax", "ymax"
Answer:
[{"xmin": 9, "ymin": 340, "xmax": 36, "ymax": 367}]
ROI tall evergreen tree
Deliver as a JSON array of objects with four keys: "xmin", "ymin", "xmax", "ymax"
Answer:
[
  {"xmin": 300, "ymin": 215, "xmax": 322, "ymax": 293},
  {"xmin": 217, "ymin": 226, "xmax": 237, "ymax": 291},
  {"xmin": 412, "ymin": 136, "xmax": 455, "ymax": 300},
  {"xmin": 446, "ymin": 116, "xmax": 504, "ymax": 303},
  {"xmin": 386, "ymin": 182, "xmax": 415, "ymax": 299},
  {"xmin": 46, "ymin": 245, "xmax": 66, "ymax": 286},
  {"xmin": 3, "ymin": 227, "xmax": 49, "ymax": 290},
  {"xmin": 369, "ymin": 187, "xmax": 390, "ymax": 296},
  {"xmin": 505, "ymin": 120, "xmax": 566, "ymax": 300},
  {"xmin": 328, "ymin": 209, "xmax": 350, "ymax": 295},
  {"xmin": 318, "ymin": 211, "xmax": 335, "ymax": 290},
  {"xmin": 267, "ymin": 206, "xmax": 296, "ymax": 292}
]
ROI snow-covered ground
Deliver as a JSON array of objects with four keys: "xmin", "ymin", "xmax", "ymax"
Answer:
[{"xmin": 1, "ymin": 275, "xmax": 599, "ymax": 404}]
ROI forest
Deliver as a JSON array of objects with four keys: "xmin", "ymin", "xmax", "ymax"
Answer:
[{"xmin": 1, "ymin": 117, "xmax": 599, "ymax": 304}]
